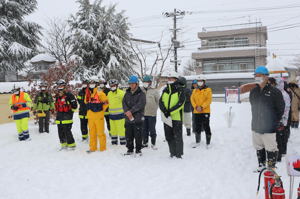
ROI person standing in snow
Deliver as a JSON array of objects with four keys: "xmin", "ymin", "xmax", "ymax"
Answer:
[
  {"xmin": 54, "ymin": 79, "xmax": 78, "ymax": 150},
  {"xmin": 190, "ymin": 75, "xmax": 212, "ymax": 148},
  {"xmin": 85, "ymin": 77, "xmax": 109, "ymax": 153},
  {"xmin": 191, "ymin": 80, "xmax": 198, "ymax": 135},
  {"xmin": 243, "ymin": 66, "xmax": 284, "ymax": 171},
  {"xmin": 141, "ymin": 75, "xmax": 160, "ymax": 149},
  {"xmin": 77, "ymin": 80, "xmax": 89, "ymax": 141},
  {"xmin": 122, "ymin": 75, "xmax": 146, "ymax": 155},
  {"xmin": 272, "ymin": 78, "xmax": 290, "ymax": 162},
  {"xmin": 159, "ymin": 72, "xmax": 185, "ymax": 158},
  {"xmin": 107, "ymin": 79, "xmax": 126, "ymax": 145},
  {"xmin": 9, "ymin": 86, "xmax": 32, "ymax": 141},
  {"xmin": 180, "ymin": 77, "xmax": 192, "ymax": 136},
  {"xmin": 98, "ymin": 78, "xmax": 111, "ymax": 136},
  {"xmin": 288, "ymin": 81, "xmax": 300, "ymax": 128},
  {"xmin": 33, "ymin": 82, "xmax": 55, "ymax": 133}
]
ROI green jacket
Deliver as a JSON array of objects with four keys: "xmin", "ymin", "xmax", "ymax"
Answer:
[
  {"xmin": 33, "ymin": 92, "xmax": 55, "ymax": 111},
  {"xmin": 159, "ymin": 82, "xmax": 185, "ymax": 121}
]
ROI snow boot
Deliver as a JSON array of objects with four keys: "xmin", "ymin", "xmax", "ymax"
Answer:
[
  {"xmin": 195, "ymin": 132, "xmax": 201, "ymax": 143},
  {"xmin": 151, "ymin": 144, "xmax": 158, "ymax": 150},
  {"xmin": 124, "ymin": 150, "xmax": 134, "ymax": 156},
  {"xmin": 187, "ymin": 128, "xmax": 191, "ymax": 136},
  {"xmin": 266, "ymin": 151, "xmax": 277, "ymax": 169},
  {"xmin": 135, "ymin": 150, "xmax": 142, "ymax": 157},
  {"xmin": 86, "ymin": 150, "xmax": 95, "ymax": 154},
  {"xmin": 192, "ymin": 142, "xmax": 200, "ymax": 148},
  {"xmin": 206, "ymin": 134, "xmax": 211, "ymax": 145}
]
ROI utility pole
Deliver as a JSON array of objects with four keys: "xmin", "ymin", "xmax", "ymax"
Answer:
[{"xmin": 163, "ymin": 9, "xmax": 185, "ymax": 72}]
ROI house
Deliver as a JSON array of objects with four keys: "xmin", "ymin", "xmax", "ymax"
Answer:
[{"xmin": 28, "ymin": 53, "xmax": 56, "ymax": 80}]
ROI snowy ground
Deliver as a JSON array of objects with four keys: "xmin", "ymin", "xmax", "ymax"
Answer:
[{"xmin": 0, "ymin": 102, "xmax": 300, "ymax": 199}]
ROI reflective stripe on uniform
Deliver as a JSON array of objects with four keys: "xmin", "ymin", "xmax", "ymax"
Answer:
[
  {"xmin": 68, "ymin": 143, "xmax": 76, "ymax": 147},
  {"xmin": 55, "ymin": 120, "xmax": 73, "ymax": 124},
  {"xmin": 79, "ymin": 115, "xmax": 87, "ymax": 119}
]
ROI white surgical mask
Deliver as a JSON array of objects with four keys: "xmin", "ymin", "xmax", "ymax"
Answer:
[
  {"xmin": 99, "ymin": 84, "xmax": 105, "ymax": 88},
  {"xmin": 82, "ymin": 84, "xmax": 87, "ymax": 88},
  {"xmin": 111, "ymin": 86, "xmax": 117, "ymax": 91},
  {"xmin": 89, "ymin": 84, "xmax": 96, "ymax": 88},
  {"xmin": 168, "ymin": 81, "xmax": 174, "ymax": 85},
  {"xmin": 14, "ymin": 91, "xmax": 19, "ymax": 95},
  {"xmin": 41, "ymin": 87, "xmax": 46, "ymax": 91},
  {"xmin": 255, "ymin": 77, "xmax": 264, "ymax": 83},
  {"xmin": 197, "ymin": 81, "xmax": 204, "ymax": 87},
  {"xmin": 143, "ymin": 82, "xmax": 149, "ymax": 88}
]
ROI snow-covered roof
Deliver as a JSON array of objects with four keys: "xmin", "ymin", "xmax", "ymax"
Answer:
[
  {"xmin": 185, "ymin": 72, "xmax": 254, "ymax": 81},
  {"xmin": 194, "ymin": 46, "xmax": 267, "ymax": 53},
  {"xmin": 30, "ymin": 53, "xmax": 56, "ymax": 63}
]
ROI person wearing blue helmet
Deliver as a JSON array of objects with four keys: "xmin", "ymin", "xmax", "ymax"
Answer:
[
  {"xmin": 122, "ymin": 75, "xmax": 146, "ymax": 155},
  {"xmin": 244, "ymin": 66, "xmax": 285, "ymax": 172},
  {"xmin": 141, "ymin": 75, "xmax": 160, "ymax": 149}
]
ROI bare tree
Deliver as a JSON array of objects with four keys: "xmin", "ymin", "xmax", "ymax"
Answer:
[
  {"xmin": 44, "ymin": 19, "xmax": 74, "ymax": 63},
  {"xmin": 182, "ymin": 59, "xmax": 197, "ymax": 76},
  {"xmin": 130, "ymin": 34, "xmax": 173, "ymax": 82}
]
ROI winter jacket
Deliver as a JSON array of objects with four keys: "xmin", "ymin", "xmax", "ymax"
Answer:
[
  {"xmin": 55, "ymin": 92, "xmax": 78, "ymax": 124},
  {"xmin": 123, "ymin": 87, "xmax": 146, "ymax": 123},
  {"xmin": 275, "ymin": 78, "xmax": 290, "ymax": 126},
  {"xmin": 159, "ymin": 82, "xmax": 185, "ymax": 121},
  {"xmin": 107, "ymin": 88, "xmax": 125, "ymax": 120},
  {"xmin": 33, "ymin": 92, "xmax": 54, "ymax": 112},
  {"xmin": 77, "ymin": 88, "xmax": 88, "ymax": 118},
  {"xmin": 191, "ymin": 85, "xmax": 212, "ymax": 114},
  {"xmin": 9, "ymin": 92, "xmax": 32, "ymax": 120},
  {"xmin": 290, "ymin": 87, "xmax": 300, "ymax": 122},
  {"xmin": 249, "ymin": 84, "xmax": 285, "ymax": 134},
  {"xmin": 183, "ymin": 87, "xmax": 192, "ymax": 113},
  {"xmin": 141, "ymin": 87, "xmax": 160, "ymax": 116}
]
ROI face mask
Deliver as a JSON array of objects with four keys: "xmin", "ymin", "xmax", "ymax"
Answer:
[
  {"xmin": 99, "ymin": 84, "xmax": 105, "ymax": 88},
  {"xmin": 168, "ymin": 81, "xmax": 174, "ymax": 85},
  {"xmin": 14, "ymin": 91, "xmax": 19, "ymax": 95},
  {"xmin": 89, "ymin": 84, "xmax": 96, "ymax": 88},
  {"xmin": 82, "ymin": 84, "xmax": 87, "ymax": 88},
  {"xmin": 197, "ymin": 81, "xmax": 204, "ymax": 87},
  {"xmin": 111, "ymin": 86, "xmax": 117, "ymax": 91},
  {"xmin": 143, "ymin": 82, "xmax": 149, "ymax": 88},
  {"xmin": 41, "ymin": 87, "xmax": 46, "ymax": 91},
  {"xmin": 255, "ymin": 77, "xmax": 264, "ymax": 83}
]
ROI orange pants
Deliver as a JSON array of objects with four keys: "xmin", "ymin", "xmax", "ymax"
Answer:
[{"xmin": 88, "ymin": 112, "xmax": 106, "ymax": 151}]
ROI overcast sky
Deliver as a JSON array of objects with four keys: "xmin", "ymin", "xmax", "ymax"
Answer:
[{"xmin": 27, "ymin": 0, "xmax": 300, "ymax": 68}]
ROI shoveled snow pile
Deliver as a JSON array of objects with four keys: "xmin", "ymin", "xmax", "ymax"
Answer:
[{"xmin": 0, "ymin": 102, "xmax": 299, "ymax": 199}]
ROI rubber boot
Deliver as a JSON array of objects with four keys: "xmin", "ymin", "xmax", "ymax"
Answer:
[
  {"xmin": 266, "ymin": 151, "xmax": 277, "ymax": 169},
  {"xmin": 257, "ymin": 148, "xmax": 266, "ymax": 167},
  {"xmin": 186, "ymin": 128, "xmax": 191, "ymax": 136}
]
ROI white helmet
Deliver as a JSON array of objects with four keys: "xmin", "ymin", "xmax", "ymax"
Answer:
[
  {"xmin": 198, "ymin": 74, "xmax": 206, "ymax": 81},
  {"xmin": 89, "ymin": 76, "xmax": 99, "ymax": 83},
  {"xmin": 167, "ymin": 71, "xmax": 180, "ymax": 79}
]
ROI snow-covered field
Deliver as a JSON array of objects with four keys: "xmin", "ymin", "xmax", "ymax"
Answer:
[{"xmin": 0, "ymin": 102, "xmax": 300, "ymax": 199}]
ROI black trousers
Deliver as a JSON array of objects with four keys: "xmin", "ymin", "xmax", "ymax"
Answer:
[
  {"xmin": 57, "ymin": 123, "xmax": 75, "ymax": 145},
  {"xmin": 125, "ymin": 122, "xmax": 143, "ymax": 152},
  {"xmin": 80, "ymin": 118, "xmax": 88, "ymax": 138},
  {"xmin": 142, "ymin": 116, "xmax": 157, "ymax": 145},
  {"xmin": 164, "ymin": 120, "xmax": 183, "ymax": 157},
  {"xmin": 276, "ymin": 126, "xmax": 289, "ymax": 160},
  {"xmin": 194, "ymin": 113, "xmax": 212, "ymax": 144},
  {"xmin": 283, "ymin": 126, "xmax": 290, "ymax": 154},
  {"xmin": 38, "ymin": 111, "xmax": 50, "ymax": 133},
  {"xmin": 104, "ymin": 115, "xmax": 110, "ymax": 131}
]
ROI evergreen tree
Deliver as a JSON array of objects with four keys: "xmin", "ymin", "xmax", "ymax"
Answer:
[
  {"xmin": 69, "ymin": 0, "xmax": 134, "ymax": 81},
  {"xmin": 0, "ymin": 0, "xmax": 41, "ymax": 72}
]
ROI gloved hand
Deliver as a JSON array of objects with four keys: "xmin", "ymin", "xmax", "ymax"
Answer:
[
  {"xmin": 11, "ymin": 105, "xmax": 19, "ymax": 111},
  {"xmin": 164, "ymin": 110, "xmax": 170, "ymax": 118},
  {"xmin": 276, "ymin": 122, "xmax": 285, "ymax": 132}
]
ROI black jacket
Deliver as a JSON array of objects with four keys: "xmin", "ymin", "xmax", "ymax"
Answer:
[
  {"xmin": 122, "ymin": 87, "xmax": 146, "ymax": 124},
  {"xmin": 55, "ymin": 92, "xmax": 78, "ymax": 122},
  {"xmin": 249, "ymin": 84, "xmax": 285, "ymax": 134},
  {"xmin": 183, "ymin": 87, "xmax": 192, "ymax": 112},
  {"xmin": 77, "ymin": 88, "xmax": 88, "ymax": 116}
]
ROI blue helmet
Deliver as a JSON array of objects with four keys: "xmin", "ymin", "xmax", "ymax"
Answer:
[
  {"xmin": 255, "ymin": 66, "xmax": 269, "ymax": 75},
  {"xmin": 128, "ymin": 75, "xmax": 139, "ymax": 84},
  {"xmin": 192, "ymin": 80, "xmax": 197, "ymax": 84},
  {"xmin": 142, "ymin": 75, "xmax": 153, "ymax": 82}
]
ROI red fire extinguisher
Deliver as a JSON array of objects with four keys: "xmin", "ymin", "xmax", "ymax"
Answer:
[{"xmin": 257, "ymin": 168, "xmax": 285, "ymax": 199}]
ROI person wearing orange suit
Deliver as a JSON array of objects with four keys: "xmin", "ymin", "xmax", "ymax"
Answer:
[
  {"xmin": 9, "ymin": 86, "xmax": 32, "ymax": 141},
  {"xmin": 85, "ymin": 77, "xmax": 109, "ymax": 153},
  {"xmin": 190, "ymin": 75, "xmax": 212, "ymax": 149}
]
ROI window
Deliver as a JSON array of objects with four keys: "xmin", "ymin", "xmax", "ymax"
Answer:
[{"xmin": 203, "ymin": 57, "xmax": 255, "ymax": 73}]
